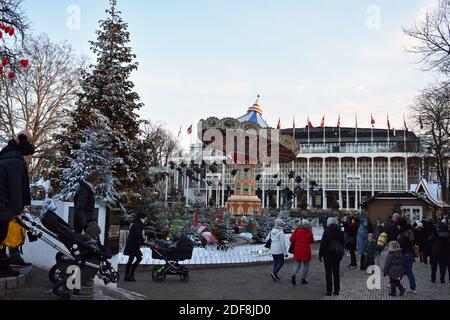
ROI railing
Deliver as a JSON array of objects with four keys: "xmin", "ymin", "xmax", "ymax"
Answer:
[{"xmin": 119, "ymin": 231, "xmax": 323, "ymax": 266}]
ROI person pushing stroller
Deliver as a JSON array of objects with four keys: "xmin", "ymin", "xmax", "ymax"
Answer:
[{"xmin": 124, "ymin": 212, "xmax": 148, "ymax": 282}]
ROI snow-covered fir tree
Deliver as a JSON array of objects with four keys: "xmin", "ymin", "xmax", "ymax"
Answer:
[
  {"xmin": 50, "ymin": 0, "xmax": 144, "ymax": 208},
  {"xmin": 59, "ymin": 116, "xmax": 120, "ymax": 207}
]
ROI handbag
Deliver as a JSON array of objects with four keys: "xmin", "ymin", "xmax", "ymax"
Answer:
[
  {"xmin": 288, "ymin": 230, "xmax": 296, "ymax": 254},
  {"xmin": 413, "ymin": 245, "xmax": 420, "ymax": 258},
  {"xmin": 265, "ymin": 238, "xmax": 271, "ymax": 249}
]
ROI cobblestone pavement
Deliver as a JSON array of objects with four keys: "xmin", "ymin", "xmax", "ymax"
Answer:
[
  {"xmin": 3, "ymin": 244, "xmax": 449, "ymax": 300},
  {"xmin": 326, "ymin": 250, "xmax": 450, "ymax": 301}
]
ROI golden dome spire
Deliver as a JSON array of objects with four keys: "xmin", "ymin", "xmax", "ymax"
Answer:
[{"xmin": 248, "ymin": 94, "xmax": 263, "ymax": 115}]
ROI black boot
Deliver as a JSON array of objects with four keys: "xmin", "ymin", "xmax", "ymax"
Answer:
[
  {"xmin": 291, "ymin": 275, "xmax": 296, "ymax": 286},
  {"xmin": 360, "ymin": 256, "xmax": 367, "ymax": 271},
  {"xmin": 0, "ymin": 258, "xmax": 20, "ymax": 278}
]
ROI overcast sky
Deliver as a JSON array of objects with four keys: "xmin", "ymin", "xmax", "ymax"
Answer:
[{"xmin": 24, "ymin": 0, "xmax": 439, "ymax": 147}]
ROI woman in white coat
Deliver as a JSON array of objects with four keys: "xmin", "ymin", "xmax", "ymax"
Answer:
[{"xmin": 266, "ymin": 219, "xmax": 288, "ymax": 281}]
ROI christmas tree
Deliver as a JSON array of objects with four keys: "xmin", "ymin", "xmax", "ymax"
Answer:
[
  {"xmin": 50, "ymin": 0, "xmax": 143, "ymax": 208},
  {"xmin": 58, "ymin": 115, "xmax": 120, "ymax": 207}
]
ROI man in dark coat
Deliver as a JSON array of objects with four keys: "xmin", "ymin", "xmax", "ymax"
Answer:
[
  {"xmin": 73, "ymin": 172, "xmax": 102, "ymax": 234},
  {"xmin": 422, "ymin": 218, "xmax": 436, "ymax": 264},
  {"xmin": 319, "ymin": 217, "xmax": 345, "ymax": 296},
  {"xmin": 0, "ymin": 133, "xmax": 34, "ymax": 268},
  {"xmin": 386, "ymin": 213, "xmax": 401, "ymax": 242},
  {"xmin": 428, "ymin": 222, "xmax": 450, "ymax": 283},
  {"xmin": 124, "ymin": 212, "xmax": 148, "ymax": 282},
  {"xmin": 0, "ymin": 135, "xmax": 34, "ymax": 278}
]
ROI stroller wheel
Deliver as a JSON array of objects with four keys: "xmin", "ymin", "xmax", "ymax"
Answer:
[
  {"xmin": 180, "ymin": 272, "xmax": 189, "ymax": 283},
  {"xmin": 49, "ymin": 265, "xmax": 63, "ymax": 284},
  {"xmin": 152, "ymin": 266, "xmax": 167, "ymax": 283}
]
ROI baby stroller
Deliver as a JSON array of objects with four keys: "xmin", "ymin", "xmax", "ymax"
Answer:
[
  {"xmin": 20, "ymin": 210, "xmax": 119, "ymax": 299},
  {"xmin": 148, "ymin": 235, "xmax": 194, "ymax": 283}
]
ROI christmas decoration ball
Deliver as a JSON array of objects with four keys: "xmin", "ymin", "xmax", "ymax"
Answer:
[
  {"xmin": 7, "ymin": 71, "xmax": 14, "ymax": 79},
  {"xmin": 9, "ymin": 28, "xmax": 14, "ymax": 36},
  {"xmin": 20, "ymin": 59, "xmax": 29, "ymax": 68},
  {"xmin": 2, "ymin": 59, "xmax": 9, "ymax": 66}
]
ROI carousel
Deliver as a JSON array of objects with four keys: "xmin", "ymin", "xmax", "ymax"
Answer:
[{"xmin": 199, "ymin": 96, "xmax": 299, "ymax": 216}]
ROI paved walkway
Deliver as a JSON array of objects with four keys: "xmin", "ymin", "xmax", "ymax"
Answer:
[
  {"xmin": 3, "ymin": 245, "xmax": 449, "ymax": 300},
  {"xmin": 327, "ymin": 250, "xmax": 450, "ymax": 301}
]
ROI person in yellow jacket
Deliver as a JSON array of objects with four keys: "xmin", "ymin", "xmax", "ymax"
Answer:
[{"xmin": 0, "ymin": 132, "xmax": 34, "ymax": 278}]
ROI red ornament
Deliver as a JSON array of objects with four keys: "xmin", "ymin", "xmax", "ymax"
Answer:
[
  {"xmin": 2, "ymin": 59, "xmax": 9, "ymax": 66},
  {"xmin": 20, "ymin": 59, "xmax": 29, "ymax": 68},
  {"xmin": 0, "ymin": 32, "xmax": 2, "ymax": 39},
  {"xmin": 4, "ymin": 27, "xmax": 10, "ymax": 34},
  {"xmin": 0, "ymin": 25, "xmax": 4, "ymax": 30},
  {"xmin": 7, "ymin": 71, "xmax": 14, "ymax": 79},
  {"xmin": 8, "ymin": 28, "xmax": 14, "ymax": 36}
]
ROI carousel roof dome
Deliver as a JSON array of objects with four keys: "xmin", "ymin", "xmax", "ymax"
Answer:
[{"xmin": 236, "ymin": 95, "xmax": 269, "ymax": 128}]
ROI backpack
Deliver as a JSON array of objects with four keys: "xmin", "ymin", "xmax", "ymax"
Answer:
[
  {"xmin": 0, "ymin": 219, "xmax": 26, "ymax": 250},
  {"xmin": 329, "ymin": 239, "xmax": 344, "ymax": 259}
]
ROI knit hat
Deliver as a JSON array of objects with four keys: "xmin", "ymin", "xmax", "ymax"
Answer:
[
  {"xmin": 275, "ymin": 219, "xmax": 285, "ymax": 228},
  {"xmin": 388, "ymin": 241, "xmax": 401, "ymax": 252},
  {"xmin": 16, "ymin": 134, "xmax": 35, "ymax": 156},
  {"xmin": 301, "ymin": 219, "xmax": 312, "ymax": 229},
  {"xmin": 327, "ymin": 217, "xmax": 338, "ymax": 227}
]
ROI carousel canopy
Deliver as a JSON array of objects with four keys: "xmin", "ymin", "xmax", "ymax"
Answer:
[{"xmin": 236, "ymin": 95, "xmax": 269, "ymax": 128}]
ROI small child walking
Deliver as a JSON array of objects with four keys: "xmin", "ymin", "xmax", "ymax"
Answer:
[
  {"xmin": 383, "ymin": 241, "xmax": 406, "ymax": 297},
  {"xmin": 365, "ymin": 233, "xmax": 377, "ymax": 268}
]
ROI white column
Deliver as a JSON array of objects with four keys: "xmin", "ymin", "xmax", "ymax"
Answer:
[
  {"xmin": 406, "ymin": 157, "xmax": 409, "ymax": 192},
  {"xmin": 322, "ymin": 157, "xmax": 327, "ymax": 210},
  {"xmin": 276, "ymin": 186, "xmax": 280, "ymax": 210},
  {"xmin": 371, "ymin": 157, "xmax": 375, "ymax": 196},
  {"xmin": 221, "ymin": 165, "xmax": 225, "ymax": 207},
  {"xmin": 346, "ymin": 178, "xmax": 350, "ymax": 211},
  {"xmin": 388, "ymin": 157, "xmax": 392, "ymax": 192},
  {"xmin": 339, "ymin": 157, "xmax": 343, "ymax": 210},
  {"xmin": 307, "ymin": 158, "xmax": 311, "ymax": 208},
  {"xmin": 292, "ymin": 161, "xmax": 295, "ymax": 210},
  {"xmin": 355, "ymin": 158, "xmax": 358, "ymax": 210}
]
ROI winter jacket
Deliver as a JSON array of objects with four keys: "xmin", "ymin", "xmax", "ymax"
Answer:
[
  {"xmin": 398, "ymin": 231, "xmax": 414, "ymax": 255},
  {"xmin": 319, "ymin": 224, "xmax": 345, "ymax": 262},
  {"xmin": 124, "ymin": 219, "xmax": 145, "ymax": 257},
  {"xmin": 365, "ymin": 239, "xmax": 377, "ymax": 259},
  {"xmin": 74, "ymin": 181, "xmax": 97, "ymax": 233},
  {"xmin": 428, "ymin": 230, "xmax": 450, "ymax": 262},
  {"xmin": 0, "ymin": 151, "xmax": 30, "ymax": 222},
  {"xmin": 383, "ymin": 250, "xmax": 405, "ymax": 280},
  {"xmin": 386, "ymin": 220, "xmax": 400, "ymax": 242},
  {"xmin": 374, "ymin": 226, "xmax": 384, "ymax": 242},
  {"xmin": 344, "ymin": 222, "xmax": 358, "ymax": 251},
  {"xmin": 357, "ymin": 218, "xmax": 369, "ymax": 256},
  {"xmin": 266, "ymin": 227, "xmax": 287, "ymax": 255},
  {"xmin": 290, "ymin": 227, "xmax": 314, "ymax": 262},
  {"xmin": 413, "ymin": 228, "xmax": 425, "ymax": 247}
]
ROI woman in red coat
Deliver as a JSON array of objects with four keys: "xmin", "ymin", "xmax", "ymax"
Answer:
[{"xmin": 290, "ymin": 219, "xmax": 315, "ymax": 285}]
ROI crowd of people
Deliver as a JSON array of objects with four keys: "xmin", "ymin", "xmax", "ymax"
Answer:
[{"xmin": 267, "ymin": 212, "xmax": 450, "ymax": 297}]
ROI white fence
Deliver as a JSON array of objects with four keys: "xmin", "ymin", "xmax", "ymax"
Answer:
[{"xmin": 119, "ymin": 230, "xmax": 323, "ymax": 266}]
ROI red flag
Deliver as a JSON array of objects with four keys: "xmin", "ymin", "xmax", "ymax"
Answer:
[
  {"xmin": 187, "ymin": 125, "xmax": 193, "ymax": 135},
  {"xmin": 307, "ymin": 119, "xmax": 313, "ymax": 129},
  {"xmin": 371, "ymin": 114, "xmax": 376, "ymax": 128},
  {"xmin": 194, "ymin": 212, "xmax": 199, "ymax": 226},
  {"xmin": 320, "ymin": 116, "xmax": 325, "ymax": 129},
  {"xmin": 337, "ymin": 115, "xmax": 341, "ymax": 128},
  {"xmin": 277, "ymin": 118, "xmax": 281, "ymax": 130},
  {"xmin": 387, "ymin": 115, "xmax": 391, "ymax": 130}
]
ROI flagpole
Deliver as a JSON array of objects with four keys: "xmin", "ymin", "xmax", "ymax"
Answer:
[{"xmin": 404, "ymin": 114, "xmax": 407, "ymax": 152}]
